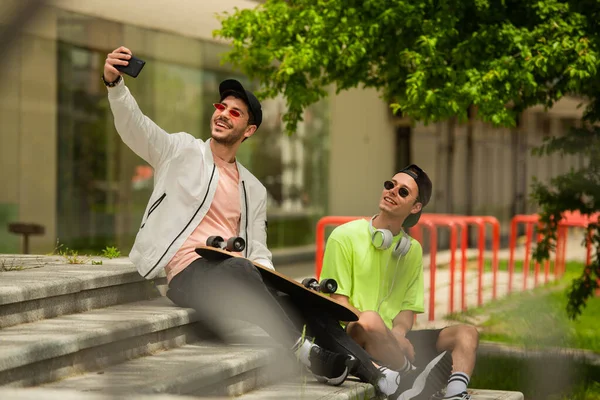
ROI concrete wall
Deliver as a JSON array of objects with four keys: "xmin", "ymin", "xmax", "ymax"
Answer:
[
  {"xmin": 328, "ymin": 86, "xmax": 396, "ymax": 216},
  {"xmin": 411, "ymin": 105, "xmax": 586, "ymax": 241},
  {"xmin": 0, "ymin": 7, "xmax": 58, "ymax": 253},
  {"xmin": 50, "ymin": 0, "xmax": 257, "ymax": 42}
]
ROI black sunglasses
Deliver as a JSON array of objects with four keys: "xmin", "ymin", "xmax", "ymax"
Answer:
[{"xmin": 384, "ymin": 180, "xmax": 417, "ymax": 200}]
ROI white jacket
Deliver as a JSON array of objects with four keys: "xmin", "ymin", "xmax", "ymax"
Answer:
[{"xmin": 107, "ymin": 78, "xmax": 274, "ymax": 279}]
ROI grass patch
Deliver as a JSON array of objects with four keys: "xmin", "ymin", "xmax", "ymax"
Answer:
[
  {"xmin": 479, "ymin": 286, "xmax": 600, "ymax": 352},
  {"xmin": 440, "ymin": 257, "xmax": 558, "ymax": 275},
  {"xmin": 470, "ymin": 354, "xmax": 600, "ymax": 400},
  {"xmin": 447, "ymin": 261, "xmax": 600, "ymax": 399},
  {"xmin": 0, "ymin": 259, "xmax": 25, "ymax": 271},
  {"xmin": 482, "ymin": 258, "xmax": 558, "ymax": 275},
  {"xmin": 448, "ymin": 262, "xmax": 599, "ymax": 351},
  {"xmin": 101, "ymin": 246, "xmax": 121, "ymax": 259},
  {"xmin": 49, "ymin": 241, "xmax": 123, "ymax": 265}
]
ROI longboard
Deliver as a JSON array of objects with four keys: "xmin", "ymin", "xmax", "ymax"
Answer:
[{"xmin": 195, "ymin": 244, "xmax": 358, "ymax": 322}]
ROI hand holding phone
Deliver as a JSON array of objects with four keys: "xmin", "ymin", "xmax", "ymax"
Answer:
[
  {"xmin": 115, "ymin": 53, "xmax": 146, "ymax": 78},
  {"xmin": 104, "ymin": 46, "xmax": 146, "ymax": 82}
]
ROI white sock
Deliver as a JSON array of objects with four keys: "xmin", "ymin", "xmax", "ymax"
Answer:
[
  {"xmin": 293, "ymin": 337, "xmax": 314, "ymax": 368},
  {"xmin": 376, "ymin": 367, "xmax": 400, "ymax": 396},
  {"xmin": 400, "ymin": 358, "xmax": 416, "ymax": 374},
  {"xmin": 445, "ymin": 372, "xmax": 470, "ymax": 397}
]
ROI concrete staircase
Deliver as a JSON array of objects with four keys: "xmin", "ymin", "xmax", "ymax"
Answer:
[{"xmin": 0, "ymin": 255, "xmax": 524, "ymax": 399}]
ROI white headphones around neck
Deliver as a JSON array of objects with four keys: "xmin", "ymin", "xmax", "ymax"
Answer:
[{"xmin": 369, "ymin": 215, "xmax": 411, "ymax": 258}]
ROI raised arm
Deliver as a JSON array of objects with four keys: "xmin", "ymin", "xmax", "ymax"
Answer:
[{"xmin": 104, "ymin": 46, "xmax": 188, "ymax": 168}]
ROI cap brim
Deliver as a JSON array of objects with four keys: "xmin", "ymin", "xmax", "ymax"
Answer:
[{"xmin": 403, "ymin": 211, "xmax": 422, "ymax": 228}]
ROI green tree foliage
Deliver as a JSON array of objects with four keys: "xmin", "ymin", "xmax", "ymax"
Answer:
[
  {"xmin": 216, "ymin": 0, "xmax": 600, "ymax": 318},
  {"xmin": 531, "ymin": 127, "xmax": 600, "ymax": 319}
]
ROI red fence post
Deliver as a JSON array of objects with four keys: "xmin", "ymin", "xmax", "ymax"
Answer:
[
  {"xmin": 556, "ymin": 226, "xmax": 566, "ymax": 278},
  {"xmin": 480, "ymin": 216, "xmax": 501, "ymax": 300},
  {"xmin": 508, "ymin": 217, "xmax": 518, "ymax": 294},
  {"xmin": 508, "ymin": 215, "xmax": 539, "ymax": 294},
  {"xmin": 414, "ymin": 220, "xmax": 438, "ymax": 321},
  {"xmin": 522, "ymin": 222, "xmax": 534, "ymax": 291},
  {"xmin": 533, "ymin": 224, "xmax": 543, "ymax": 288},
  {"xmin": 419, "ymin": 215, "xmax": 464, "ymax": 315}
]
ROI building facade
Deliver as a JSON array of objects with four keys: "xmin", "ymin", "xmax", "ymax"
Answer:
[{"xmin": 0, "ymin": 0, "xmax": 586, "ymax": 254}]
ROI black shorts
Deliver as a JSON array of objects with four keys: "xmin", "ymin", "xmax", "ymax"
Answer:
[
  {"xmin": 345, "ymin": 325, "xmax": 444, "ymax": 370},
  {"xmin": 405, "ymin": 328, "xmax": 444, "ymax": 369}
]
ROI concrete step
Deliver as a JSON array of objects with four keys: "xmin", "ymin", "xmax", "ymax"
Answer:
[
  {"xmin": 216, "ymin": 377, "xmax": 376, "ymax": 399},
  {"xmin": 0, "ymin": 387, "xmax": 201, "ymax": 399},
  {"xmin": 42, "ymin": 341, "xmax": 292, "ymax": 398},
  {"xmin": 0, "ymin": 386, "xmax": 525, "ymax": 400},
  {"xmin": 199, "ymin": 381, "xmax": 524, "ymax": 400},
  {"xmin": 0, "ymin": 297, "xmax": 203, "ymax": 386},
  {"xmin": 0, "ymin": 258, "xmax": 167, "ymax": 329}
]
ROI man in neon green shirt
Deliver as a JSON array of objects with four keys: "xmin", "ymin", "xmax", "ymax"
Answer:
[{"xmin": 321, "ymin": 164, "xmax": 479, "ymax": 400}]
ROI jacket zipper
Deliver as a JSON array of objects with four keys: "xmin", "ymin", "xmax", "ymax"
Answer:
[
  {"xmin": 144, "ymin": 165, "xmax": 217, "ymax": 278},
  {"xmin": 242, "ymin": 181, "xmax": 248, "ymax": 258},
  {"xmin": 141, "ymin": 192, "xmax": 166, "ymax": 229}
]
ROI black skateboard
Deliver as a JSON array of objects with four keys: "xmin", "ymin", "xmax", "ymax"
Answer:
[{"xmin": 195, "ymin": 236, "xmax": 358, "ymax": 322}]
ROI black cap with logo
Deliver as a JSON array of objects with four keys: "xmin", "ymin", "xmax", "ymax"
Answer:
[
  {"xmin": 219, "ymin": 79, "xmax": 263, "ymax": 129},
  {"xmin": 398, "ymin": 164, "xmax": 433, "ymax": 228}
]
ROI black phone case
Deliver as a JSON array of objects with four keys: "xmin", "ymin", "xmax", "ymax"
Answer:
[{"xmin": 115, "ymin": 54, "xmax": 146, "ymax": 78}]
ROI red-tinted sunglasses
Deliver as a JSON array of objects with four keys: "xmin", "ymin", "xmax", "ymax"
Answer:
[
  {"xmin": 213, "ymin": 103, "xmax": 242, "ymax": 118},
  {"xmin": 384, "ymin": 180, "xmax": 415, "ymax": 199}
]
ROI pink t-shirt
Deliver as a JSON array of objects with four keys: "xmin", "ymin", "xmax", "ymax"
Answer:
[{"xmin": 164, "ymin": 155, "xmax": 241, "ymax": 282}]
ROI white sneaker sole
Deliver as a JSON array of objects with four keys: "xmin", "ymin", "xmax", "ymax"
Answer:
[
  {"xmin": 313, "ymin": 364, "xmax": 350, "ymax": 386},
  {"xmin": 398, "ymin": 351, "xmax": 452, "ymax": 400}
]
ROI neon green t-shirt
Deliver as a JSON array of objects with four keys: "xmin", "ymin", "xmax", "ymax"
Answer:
[{"xmin": 320, "ymin": 219, "xmax": 424, "ymax": 329}]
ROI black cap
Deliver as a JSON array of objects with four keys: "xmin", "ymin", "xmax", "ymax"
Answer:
[
  {"xmin": 398, "ymin": 164, "xmax": 433, "ymax": 228},
  {"xmin": 219, "ymin": 79, "xmax": 262, "ymax": 129}
]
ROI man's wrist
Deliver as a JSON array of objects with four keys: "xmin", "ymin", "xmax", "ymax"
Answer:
[
  {"xmin": 102, "ymin": 74, "xmax": 122, "ymax": 87},
  {"xmin": 391, "ymin": 326, "xmax": 407, "ymax": 337}
]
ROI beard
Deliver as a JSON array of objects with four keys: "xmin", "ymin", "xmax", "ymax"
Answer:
[{"xmin": 211, "ymin": 120, "xmax": 245, "ymax": 146}]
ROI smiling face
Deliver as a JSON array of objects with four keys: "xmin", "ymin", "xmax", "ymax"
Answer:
[
  {"xmin": 210, "ymin": 95, "xmax": 256, "ymax": 146},
  {"xmin": 378, "ymin": 172, "xmax": 422, "ymax": 221}
]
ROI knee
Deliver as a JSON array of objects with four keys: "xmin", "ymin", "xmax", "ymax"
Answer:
[
  {"xmin": 350, "ymin": 311, "xmax": 388, "ymax": 339},
  {"xmin": 456, "ymin": 325, "xmax": 479, "ymax": 350}
]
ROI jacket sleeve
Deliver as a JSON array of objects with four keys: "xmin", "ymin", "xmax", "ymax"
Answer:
[
  {"xmin": 107, "ymin": 78, "xmax": 190, "ymax": 168},
  {"xmin": 249, "ymin": 189, "xmax": 274, "ymax": 270}
]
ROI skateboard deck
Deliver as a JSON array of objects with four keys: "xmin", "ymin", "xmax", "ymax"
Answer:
[{"xmin": 195, "ymin": 246, "xmax": 359, "ymax": 322}]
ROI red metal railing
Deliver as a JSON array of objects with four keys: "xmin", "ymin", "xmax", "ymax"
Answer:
[
  {"xmin": 414, "ymin": 216, "xmax": 465, "ymax": 314},
  {"xmin": 507, "ymin": 214, "xmax": 539, "ymax": 294},
  {"xmin": 416, "ymin": 220, "xmax": 438, "ymax": 319},
  {"xmin": 508, "ymin": 211, "xmax": 599, "ymax": 294},
  {"xmin": 314, "ymin": 211, "xmax": 596, "ymax": 322}
]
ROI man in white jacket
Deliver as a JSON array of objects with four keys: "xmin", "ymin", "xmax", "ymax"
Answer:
[{"xmin": 103, "ymin": 46, "xmax": 351, "ymax": 384}]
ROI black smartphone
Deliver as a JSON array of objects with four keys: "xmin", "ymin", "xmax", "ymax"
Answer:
[{"xmin": 115, "ymin": 53, "xmax": 146, "ymax": 78}]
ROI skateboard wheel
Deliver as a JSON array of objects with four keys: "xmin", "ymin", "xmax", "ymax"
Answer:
[
  {"xmin": 319, "ymin": 278, "xmax": 338, "ymax": 294},
  {"xmin": 302, "ymin": 278, "xmax": 319, "ymax": 291},
  {"xmin": 206, "ymin": 235, "xmax": 224, "ymax": 248},
  {"xmin": 226, "ymin": 236, "xmax": 246, "ymax": 252}
]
